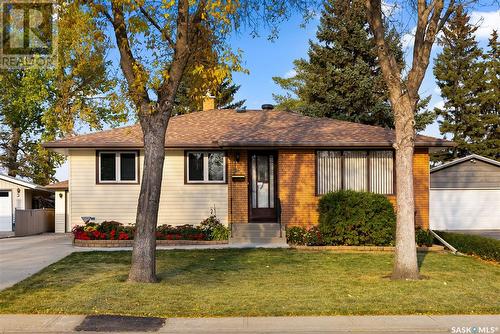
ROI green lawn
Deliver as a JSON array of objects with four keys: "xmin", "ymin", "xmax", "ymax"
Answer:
[{"xmin": 0, "ymin": 249, "xmax": 499, "ymax": 317}]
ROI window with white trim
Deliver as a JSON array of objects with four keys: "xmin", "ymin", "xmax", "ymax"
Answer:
[
  {"xmin": 317, "ymin": 150, "xmax": 394, "ymax": 195},
  {"xmin": 186, "ymin": 151, "xmax": 226, "ymax": 183},
  {"xmin": 98, "ymin": 151, "xmax": 138, "ymax": 183}
]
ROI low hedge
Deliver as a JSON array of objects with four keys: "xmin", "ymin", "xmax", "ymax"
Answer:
[
  {"xmin": 435, "ymin": 231, "xmax": 500, "ymax": 262},
  {"xmin": 317, "ymin": 190, "xmax": 396, "ymax": 246},
  {"xmin": 415, "ymin": 227, "xmax": 434, "ymax": 247}
]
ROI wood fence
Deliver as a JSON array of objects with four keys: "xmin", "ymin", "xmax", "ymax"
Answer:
[{"xmin": 15, "ymin": 208, "xmax": 55, "ymax": 237}]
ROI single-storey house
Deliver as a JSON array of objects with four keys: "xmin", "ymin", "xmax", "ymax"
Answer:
[
  {"xmin": 0, "ymin": 174, "xmax": 53, "ymax": 232},
  {"xmin": 430, "ymin": 154, "xmax": 500, "ymax": 231},
  {"xmin": 43, "ymin": 103, "xmax": 453, "ymax": 240}
]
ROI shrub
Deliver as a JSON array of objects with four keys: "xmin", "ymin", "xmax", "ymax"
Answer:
[
  {"xmin": 286, "ymin": 226, "xmax": 324, "ymax": 246},
  {"xmin": 286, "ymin": 226, "xmax": 306, "ymax": 245},
  {"xmin": 435, "ymin": 231, "xmax": 500, "ymax": 262},
  {"xmin": 415, "ymin": 227, "xmax": 434, "ymax": 246},
  {"xmin": 200, "ymin": 214, "xmax": 229, "ymax": 240},
  {"xmin": 99, "ymin": 221, "xmax": 123, "ymax": 233},
  {"xmin": 156, "ymin": 224, "xmax": 206, "ymax": 240},
  {"xmin": 318, "ymin": 190, "xmax": 396, "ymax": 246}
]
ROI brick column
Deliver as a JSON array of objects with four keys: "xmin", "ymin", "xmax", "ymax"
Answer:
[
  {"xmin": 227, "ymin": 150, "xmax": 248, "ymax": 224},
  {"xmin": 413, "ymin": 147, "xmax": 430, "ymax": 229}
]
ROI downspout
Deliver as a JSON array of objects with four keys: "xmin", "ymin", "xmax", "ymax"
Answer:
[{"xmin": 429, "ymin": 230, "xmax": 462, "ymax": 255}]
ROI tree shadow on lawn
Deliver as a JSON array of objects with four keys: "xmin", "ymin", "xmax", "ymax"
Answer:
[
  {"xmin": 417, "ymin": 251, "xmax": 429, "ymax": 270},
  {"xmin": 154, "ymin": 248, "xmax": 301, "ymax": 284}
]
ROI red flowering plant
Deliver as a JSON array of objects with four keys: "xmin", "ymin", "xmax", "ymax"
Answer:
[
  {"xmin": 72, "ymin": 221, "xmax": 135, "ymax": 240},
  {"xmin": 73, "ymin": 221, "xmax": 212, "ymax": 241},
  {"xmin": 156, "ymin": 224, "xmax": 208, "ymax": 240}
]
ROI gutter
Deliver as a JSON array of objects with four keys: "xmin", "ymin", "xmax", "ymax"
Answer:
[{"xmin": 429, "ymin": 230, "xmax": 463, "ymax": 255}]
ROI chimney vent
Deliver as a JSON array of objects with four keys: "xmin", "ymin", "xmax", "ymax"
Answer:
[{"xmin": 262, "ymin": 104, "xmax": 274, "ymax": 110}]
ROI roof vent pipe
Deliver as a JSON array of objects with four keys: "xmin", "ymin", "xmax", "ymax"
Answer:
[{"xmin": 261, "ymin": 104, "xmax": 274, "ymax": 110}]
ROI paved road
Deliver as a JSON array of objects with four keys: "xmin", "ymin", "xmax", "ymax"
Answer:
[
  {"xmin": 0, "ymin": 234, "xmax": 74, "ymax": 290},
  {"xmin": 0, "ymin": 314, "xmax": 498, "ymax": 333}
]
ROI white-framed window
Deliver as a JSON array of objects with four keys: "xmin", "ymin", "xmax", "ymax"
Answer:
[
  {"xmin": 186, "ymin": 151, "xmax": 226, "ymax": 183},
  {"xmin": 317, "ymin": 150, "xmax": 394, "ymax": 195},
  {"xmin": 98, "ymin": 151, "xmax": 138, "ymax": 183}
]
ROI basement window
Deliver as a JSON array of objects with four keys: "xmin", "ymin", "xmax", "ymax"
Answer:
[{"xmin": 98, "ymin": 151, "xmax": 138, "ymax": 183}]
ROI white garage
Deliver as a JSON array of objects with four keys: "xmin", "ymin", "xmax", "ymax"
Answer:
[
  {"xmin": 0, "ymin": 190, "xmax": 13, "ymax": 231},
  {"xmin": 0, "ymin": 174, "xmax": 53, "ymax": 232},
  {"xmin": 430, "ymin": 154, "xmax": 500, "ymax": 230}
]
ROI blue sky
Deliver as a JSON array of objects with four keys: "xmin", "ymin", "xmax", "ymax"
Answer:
[{"xmin": 54, "ymin": 4, "xmax": 499, "ymax": 180}]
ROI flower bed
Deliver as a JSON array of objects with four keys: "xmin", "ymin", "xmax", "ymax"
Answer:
[{"xmin": 72, "ymin": 216, "xmax": 229, "ymax": 242}]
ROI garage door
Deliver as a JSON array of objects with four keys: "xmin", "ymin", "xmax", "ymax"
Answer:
[
  {"xmin": 0, "ymin": 191, "xmax": 13, "ymax": 232},
  {"xmin": 430, "ymin": 189, "xmax": 500, "ymax": 230}
]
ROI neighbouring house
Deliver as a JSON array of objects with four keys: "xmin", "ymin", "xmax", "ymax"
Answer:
[
  {"xmin": 430, "ymin": 154, "xmax": 500, "ymax": 231},
  {"xmin": 45, "ymin": 180, "xmax": 69, "ymax": 233},
  {"xmin": 0, "ymin": 174, "xmax": 53, "ymax": 232},
  {"xmin": 43, "ymin": 102, "xmax": 453, "ymax": 242}
]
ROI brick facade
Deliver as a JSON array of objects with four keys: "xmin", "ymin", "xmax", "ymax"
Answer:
[
  {"xmin": 227, "ymin": 150, "xmax": 248, "ymax": 224},
  {"xmin": 413, "ymin": 148, "xmax": 430, "ymax": 229},
  {"xmin": 278, "ymin": 150, "xmax": 319, "ymax": 226},
  {"xmin": 228, "ymin": 148, "xmax": 430, "ymax": 229}
]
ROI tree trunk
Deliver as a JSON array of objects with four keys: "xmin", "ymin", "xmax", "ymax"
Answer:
[
  {"xmin": 391, "ymin": 98, "xmax": 419, "ymax": 280},
  {"xmin": 5, "ymin": 127, "xmax": 21, "ymax": 177},
  {"xmin": 128, "ymin": 110, "xmax": 170, "ymax": 283}
]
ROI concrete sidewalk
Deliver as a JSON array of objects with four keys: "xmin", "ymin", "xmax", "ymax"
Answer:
[{"xmin": 0, "ymin": 314, "xmax": 498, "ymax": 333}]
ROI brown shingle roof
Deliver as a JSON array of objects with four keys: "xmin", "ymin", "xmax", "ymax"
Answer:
[
  {"xmin": 44, "ymin": 180, "xmax": 68, "ymax": 190},
  {"xmin": 43, "ymin": 109, "xmax": 453, "ymax": 149}
]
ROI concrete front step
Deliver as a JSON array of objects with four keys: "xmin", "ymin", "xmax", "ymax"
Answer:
[
  {"xmin": 230, "ymin": 223, "xmax": 287, "ymax": 246},
  {"xmin": 231, "ymin": 223, "xmax": 284, "ymax": 239},
  {"xmin": 229, "ymin": 237, "xmax": 287, "ymax": 245}
]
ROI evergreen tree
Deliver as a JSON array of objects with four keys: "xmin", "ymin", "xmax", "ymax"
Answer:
[
  {"xmin": 174, "ymin": 77, "xmax": 245, "ymax": 114},
  {"xmin": 433, "ymin": 5, "xmax": 497, "ymax": 162},
  {"xmin": 476, "ymin": 31, "xmax": 500, "ymax": 159},
  {"xmin": 273, "ymin": 0, "xmax": 433, "ymax": 130}
]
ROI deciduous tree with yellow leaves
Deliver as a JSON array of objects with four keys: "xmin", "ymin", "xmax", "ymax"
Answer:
[{"xmin": 84, "ymin": 0, "xmax": 317, "ymax": 282}]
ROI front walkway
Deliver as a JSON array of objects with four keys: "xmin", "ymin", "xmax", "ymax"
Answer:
[{"xmin": 0, "ymin": 314, "xmax": 498, "ymax": 333}]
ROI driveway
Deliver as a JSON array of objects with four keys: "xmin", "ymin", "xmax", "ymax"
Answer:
[
  {"xmin": 0, "ymin": 234, "xmax": 73, "ymax": 290},
  {"xmin": 446, "ymin": 230, "xmax": 500, "ymax": 240}
]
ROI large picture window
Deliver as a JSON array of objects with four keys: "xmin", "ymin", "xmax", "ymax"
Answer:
[
  {"xmin": 186, "ymin": 151, "xmax": 226, "ymax": 183},
  {"xmin": 98, "ymin": 151, "xmax": 138, "ymax": 183},
  {"xmin": 317, "ymin": 150, "xmax": 394, "ymax": 195}
]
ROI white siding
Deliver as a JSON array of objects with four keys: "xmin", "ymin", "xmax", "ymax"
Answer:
[
  {"xmin": 430, "ymin": 189, "xmax": 500, "ymax": 230},
  {"xmin": 69, "ymin": 150, "xmax": 228, "ymax": 228},
  {"xmin": 54, "ymin": 190, "xmax": 66, "ymax": 233},
  {"xmin": 0, "ymin": 180, "xmax": 29, "ymax": 230}
]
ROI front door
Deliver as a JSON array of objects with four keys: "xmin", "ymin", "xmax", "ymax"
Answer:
[{"xmin": 249, "ymin": 152, "xmax": 277, "ymax": 222}]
